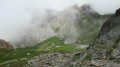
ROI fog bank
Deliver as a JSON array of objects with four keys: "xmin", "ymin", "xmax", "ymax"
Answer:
[{"xmin": 0, "ymin": 0, "xmax": 120, "ymax": 47}]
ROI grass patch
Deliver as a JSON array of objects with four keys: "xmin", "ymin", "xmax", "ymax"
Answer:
[
  {"xmin": 0, "ymin": 36, "xmax": 82, "ymax": 67},
  {"xmin": 55, "ymin": 28, "xmax": 60, "ymax": 32}
]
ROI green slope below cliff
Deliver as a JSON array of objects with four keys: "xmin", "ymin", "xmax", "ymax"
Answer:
[{"xmin": 0, "ymin": 36, "xmax": 82, "ymax": 67}]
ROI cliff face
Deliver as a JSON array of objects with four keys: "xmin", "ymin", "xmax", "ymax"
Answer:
[
  {"xmin": 0, "ymin": 39, "xmax": 13, "ymax": 50},
  {"xmin": 89, "ymin": 8, "xmax": 120, "ymax": 60},
  {"xmin": 74, "ymin": 8, "xmax": 120, "ymax": 67}
]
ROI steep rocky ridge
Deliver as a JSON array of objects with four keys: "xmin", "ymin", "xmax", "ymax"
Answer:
[{"xmin": 73, "ymin": 8, "xmax": 120, "ymax": 67}]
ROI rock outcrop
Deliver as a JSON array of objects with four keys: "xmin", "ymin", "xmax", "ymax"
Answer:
[
  {"xmin": 0, "ymin": 39, "xmax": 13, "ymax": 50},
  {"xmin": 74, "ymin": 8, "xmax": 120, "ymax": 67}
]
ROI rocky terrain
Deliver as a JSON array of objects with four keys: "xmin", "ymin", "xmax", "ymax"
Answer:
[
  {"xmin": 27, "ymin": 8, "xmax": 120, "ymax": 67},
  {"xmin": 28, "ymin": 53, "xmax": 73, "ymax": 67},
  {"xmin": 0, "ymin": 5, "xmax": 116, "ymax": 67},
  {"xmin": 72, "ymin": 8, "xmax": 120, "ymax": 67},
  {"xmin": 26, "ymin": 6, "xmax": 112, "ymax": 67},
  {"xmin": 0, "ymin": 39, "xmax": 13, "ymax": 50}
]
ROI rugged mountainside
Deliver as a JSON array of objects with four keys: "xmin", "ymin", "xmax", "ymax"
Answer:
[
  {"xmin": 12, "ymin": 4, "xmax": 108, "ymax": 48},
  {"xmin": 27, "ymin": 6, "xmax": 111, "ymax": 67},
  {"xmin": 0, "ymin": 39, "xmax": 13, "ymax": 50},
  {"xmin": 73, "ymin": 8, "xmax": 120, "ymax": 67},
  {"xmin": 27, "ymin": 8, "xmax": 120, "ymax": 67},
  {"xmin": 0, "ymin": 5, "xmax": 114, "ymax": 67},
  {"xmin": 50, "ymin": 4, "xmax": 110, "ymax": 44}
]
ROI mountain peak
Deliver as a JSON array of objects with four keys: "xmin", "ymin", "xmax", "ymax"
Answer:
[{"xmin": 115, "ymin": 8, "xmax": 120, "ymax": 16}]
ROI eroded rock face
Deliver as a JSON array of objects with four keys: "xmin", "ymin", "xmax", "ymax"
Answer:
[
  {"xmin": 0, "ymin": 39, "xmax": 13, "ymax": 50},
  {"xmin": 88, "ymin": 8, "xmax": 120, "ymax": 60},
  {"xmin": 74, "ymin": 8, "xmax": 120, "ymax": 67}
]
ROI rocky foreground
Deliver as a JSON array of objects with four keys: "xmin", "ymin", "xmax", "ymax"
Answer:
[{"xmin": 27, "ymin": 53, "xmax": 73, "ymax": 67}]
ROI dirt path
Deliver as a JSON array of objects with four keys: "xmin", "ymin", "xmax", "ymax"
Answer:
[{"xmin": 0, "ymin": 59, "xmax": 17, "ymax": 66}]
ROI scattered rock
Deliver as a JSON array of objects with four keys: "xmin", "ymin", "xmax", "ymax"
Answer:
[
  {"xmin": 27, "ymin": 53, "xmax": 30, "ymax": 56},
  {"xmin": 55, "ymin": 45, "xmax": 61, "ymax": 48},
  {"xmin": 20, "ymin": 58, "xmax": 28, "ymax": 60},
  {"xmin": 75, "ymin": 44, "xmax": 88, "ymax": 49},
  {"xmin": 28, "ymin": 53, "xmax": 72, "ymax": 67},
  {"xmin": 6, "ymin": 64, "xmax": 10, "ymax": 67}
]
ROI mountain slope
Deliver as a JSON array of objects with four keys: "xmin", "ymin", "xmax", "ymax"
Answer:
[
  {"xmin": 74, "ymin": 8, "xmax": 120, "ymax": 67},
  {"xmin": 0, "ymin": 36, "xmax": 83, "ymax": 67},
  {"xmin": 12, "ymin": 5, "xmax": 110, "ymax": 48},
  {"xmin": 0, "ymin": 5, "xmax": 113, "ymax": 67},
  {"xmin": 26, "ymin": 6, "xmax": 112, "ymax": 67},
  {"xmin": 76, "ymin": 14, "xmax": 110, "ymax": 44}
]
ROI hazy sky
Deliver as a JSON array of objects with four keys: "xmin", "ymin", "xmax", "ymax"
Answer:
[
  {"xmin": 0, "ymin": 0, "xmax": 85, "ymax": 41},
  {"xmin": 87, "ymin": 0, "xmax": 120, "ymax": 14},
  {"xmin": 0, "ymin": 0, "xmax": 120, "ymax": 41}
]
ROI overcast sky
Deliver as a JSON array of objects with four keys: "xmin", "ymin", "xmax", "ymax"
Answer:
[
  {"xmin": 0, "ymin": 0, "xmax": 85, "ymax": 41},
  {"xmin": 0, "ymin": 0, "xmax": 120, "ymax": 41}
]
